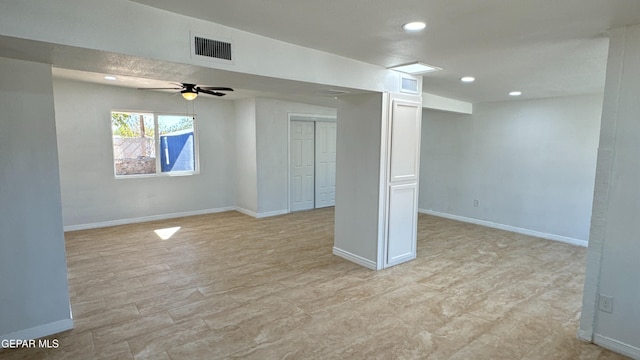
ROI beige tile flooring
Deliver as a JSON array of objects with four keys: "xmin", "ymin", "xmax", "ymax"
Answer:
[{"xmin": 1, "ymin": 208, "xmax": 628, "ymax": 359}]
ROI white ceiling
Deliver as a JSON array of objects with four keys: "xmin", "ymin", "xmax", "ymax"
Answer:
[
  {"xmin": 51, "ymin": 68, "xmax": 352, "ymax": 106},
  {"xmin": 38, "ymin": 43, "xmax": 367, "ymax": 107},
  {"xmin": 129, "ymin": 0, "xmax": 640, "ymax": 103}
]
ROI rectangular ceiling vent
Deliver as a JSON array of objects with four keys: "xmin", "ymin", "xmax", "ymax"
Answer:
[{"xmin": 191, "ymin": 33, "xmax": 233, "ymax": 64}]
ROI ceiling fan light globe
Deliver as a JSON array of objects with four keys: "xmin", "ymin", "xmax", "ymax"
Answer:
[{"xmin": 181, "ymin": 91, "xmax": 198, "ymax": 101}]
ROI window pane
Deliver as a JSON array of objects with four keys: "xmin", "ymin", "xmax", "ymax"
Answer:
[
  {"xmin": 111, "ymin": 112, "xmax": 156, "ymax": 176},
  {"xmin": 157, "ymin": 115, "xmax": 195, "ymax": 173}
]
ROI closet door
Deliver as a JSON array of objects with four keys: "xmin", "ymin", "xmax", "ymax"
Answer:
[
  {"xmin": 384, "ymin": 96, "xmax": 421, "ymax": 268},
  {"xmin": 315, "ymin": 122, "xmax": 337, "ymax": 208},
  {"xmin": 290, "ymin": 121, "xmax": 315, "ymax": 211}
]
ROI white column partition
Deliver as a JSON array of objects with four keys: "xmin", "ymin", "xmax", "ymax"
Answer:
[{"xmin": 334, "ymin": 92, "xmax": 422, "ymax": 270}]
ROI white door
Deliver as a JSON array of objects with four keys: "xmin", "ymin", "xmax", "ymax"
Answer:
[
  {"xmin": 290, "ymin": 121, "xmax": 315, "ymax": 211},
  {"xmin": 315, "ymin": 122, "xmax": 337, "ymax": 208}
]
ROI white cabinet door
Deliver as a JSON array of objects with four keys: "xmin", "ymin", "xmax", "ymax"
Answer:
[
  {"xmin": 315, "ymin": 122, "xmax": 337, "ymax": 208},
  {"xmin": 383, "ymin": 95, "xmax": 421, "ymax": 268},
  {"xmin": 290, "ymin": 121, "xmax": 315, "ymax": 211},
  {"xmin": 386, "ymin": 184, "xmax": 418, "ymax": 265},
  {"xmin": 389, "ymin": 100, "xmax": 421, "ymax": 182}
]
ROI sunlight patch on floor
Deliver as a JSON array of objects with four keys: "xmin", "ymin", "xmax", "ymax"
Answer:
[{"xmin": 154, "ymin": 226, "xmax": 181, "ymax": 240}]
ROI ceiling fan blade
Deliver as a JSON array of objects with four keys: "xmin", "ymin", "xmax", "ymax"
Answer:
[
  {"xmin": 137, "ymin": 87, "xmax": 183, "ymax": 90},
  {"xmin": 197, "ymin": 86, "xmax": 234, "ymax": 92},
  {"xmin": 198, "ymin": 89, "xmax": 226, "ymax": 97}
]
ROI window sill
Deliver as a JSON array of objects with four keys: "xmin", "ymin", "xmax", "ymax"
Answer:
[{"xmin": 114, "ymin": 171, "xmax": 199, "ymax": 179}]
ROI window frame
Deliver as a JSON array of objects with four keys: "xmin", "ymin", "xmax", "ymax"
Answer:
[{"xmin": 110, "ymin": 110, "xmax": 200, "ymax": 179}]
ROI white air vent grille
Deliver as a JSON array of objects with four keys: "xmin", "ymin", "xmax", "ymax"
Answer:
[
  {"xmin": 194, "ymin": 36, "xmax": 232, "ymax": 60},
  {"xmin": 400, "ymin": 76, "xmax": 419, "ymax": 94}
]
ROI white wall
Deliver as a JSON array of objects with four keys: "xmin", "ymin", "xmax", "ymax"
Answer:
[
  {"xmin": 334, "ymin": 93, "xmax": 384, "ymax": 268},
  {"xmin": 0, "ymin": 58, "xmax": 72, "ymax": 340},
  {"xmin": 422, "ymin": 92, "xmax": 473, "ymax": 114},
  {"xmin": 234, "ymin": 98, "xmax": 258, "ymax": 214},
  {"xmin": 580, "ymin": 24, "xmax": 640, "ymax": 358},
  {"xmin": 54, "ymin": 81, "xmax": 337, "ymax": 224},
  {"xmin": 53, "ymin": 79, "xmax": 236, "ymax": 228},
  {"xmin": 255, "ymin": 98, "xmax": 336, "ymax": 214},
  {"xmin": 419, "ymin": 94, "xmax": 602, "ymax": 243}
]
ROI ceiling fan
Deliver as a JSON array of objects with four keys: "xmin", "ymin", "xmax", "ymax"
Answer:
[{"xmin": 138, "ymin": 82, "xmax": 234, "ymax": 100}]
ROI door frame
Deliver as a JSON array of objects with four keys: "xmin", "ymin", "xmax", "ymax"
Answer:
[{"xmin": 287, "ymin": 113, "xmax": 337, "ymax": 213}]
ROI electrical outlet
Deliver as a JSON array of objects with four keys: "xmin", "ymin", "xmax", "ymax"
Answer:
[
  {"xmin": 473, "ymin": 200, "xmax": 479, "ymax": 207},
  {"xmin": 598, "ymin": 294, "xmax": 614, "ymax": 313}
]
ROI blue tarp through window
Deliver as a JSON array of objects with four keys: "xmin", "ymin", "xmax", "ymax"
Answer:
[{"xmin": 160, "ymin": 131, "xmax": 194, "ymax": 172}]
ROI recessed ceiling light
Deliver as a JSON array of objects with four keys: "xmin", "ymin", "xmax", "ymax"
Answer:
[
  {"xmin": 402, "ymin": 21, "xmax": 426, "ymax": 32},
  {"xmin": 509, "ymin": 91, "xmax": 522, "ymax": 96},
  {"xmin": 104, "ymin": 75, "xmax": 117, "ymax": 81},
  {"xmin": 461, "ymin": 76, "xmax": 475, "ymax": 83},
  {"xmin": 389, "ymin": 62, "xmax": 442, "ymax": 74}
]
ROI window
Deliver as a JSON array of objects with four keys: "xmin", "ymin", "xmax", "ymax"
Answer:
[{"xmin": 111, "ymin": 111, "xmax": 198, "ymax": 177}]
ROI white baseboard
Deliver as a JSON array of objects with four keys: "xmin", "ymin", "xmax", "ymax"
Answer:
[
  {"xmin": 594, "ymin": 334, "xmax": 640, "ymax": 359},
  {"xmin": 1, "ymin": 319, "xmax": 73, "ymax": 341},
  {"xmin": 418, "ymin": 209, "xmax": 588, "ymax": 247},
  {"xmin": 235, "ymin": 207, "xmax": 289, "ymax": 218},
  {"xmin": 333, "ymin": 247, "xmax": 377, "ymax": 270},
  {"xmin": 577, "ymin": 328, "xmax": 593, "ymax": 342},
  {"xmin": 69, "ymin": 206, "xmax": 289, "ymax": 228},
  {"xmin": 256, "ymin": 209, "xmax": 289, "ymax": 218},
  {"xmin": 64, "ymin": 207, "xmax": 236, "ymax": 231},
  {"xmin": 234, "ymin": 207, "xmax": 258, "ymax": 218}
]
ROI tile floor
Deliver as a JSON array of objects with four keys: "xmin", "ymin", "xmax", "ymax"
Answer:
[{"xmin": 0, "ymin": 208, "xmax": 629, "ymax": 359}]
